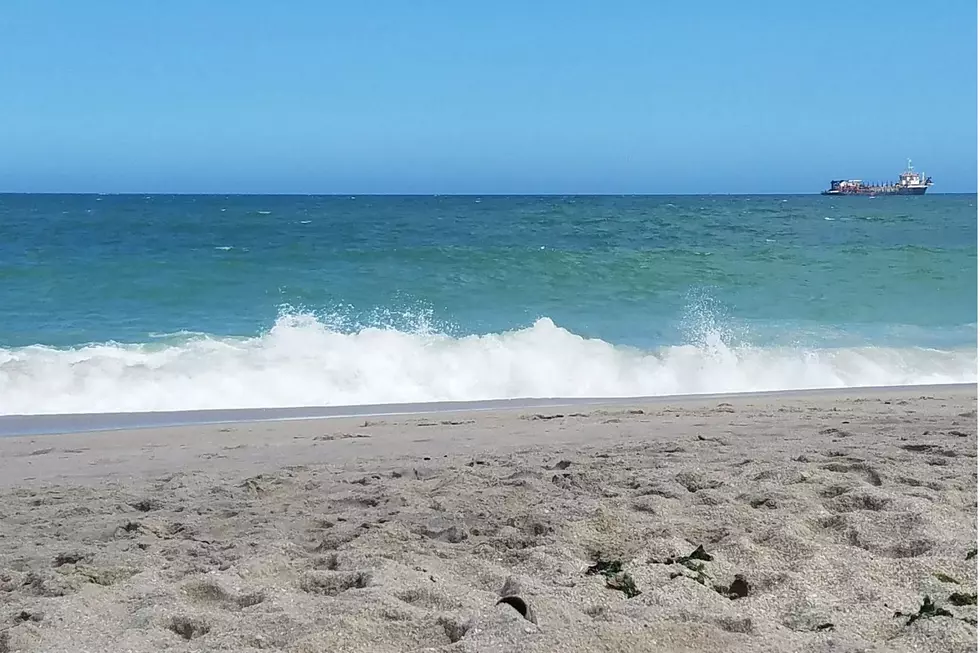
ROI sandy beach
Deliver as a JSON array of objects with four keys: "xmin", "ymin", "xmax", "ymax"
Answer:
[{"xmin": 0, "ymin": 385, "xmax": 976, "ymax": 653}]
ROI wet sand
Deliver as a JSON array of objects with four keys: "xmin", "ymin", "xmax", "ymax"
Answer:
[{"xmin": 0, "ymin": 386, "xmax": 976, "ymax": 652}]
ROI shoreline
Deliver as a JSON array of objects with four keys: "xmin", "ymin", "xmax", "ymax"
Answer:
[{"xmin": 0, "ymin": 382, "xmax": 974, "ymax": 438}]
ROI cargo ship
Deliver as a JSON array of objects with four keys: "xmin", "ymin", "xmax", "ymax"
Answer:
[{"xmin": 821, "ymin": 160, "xmax": 933, "ymax": 196}]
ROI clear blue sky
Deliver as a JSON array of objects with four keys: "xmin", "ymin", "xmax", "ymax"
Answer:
[{"xmin": 1, "ymin": 1, "xmax": 976, "ymax": 194}]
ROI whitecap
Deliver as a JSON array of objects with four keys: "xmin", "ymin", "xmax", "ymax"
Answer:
[{"xmin": 0, "ymin": 315, "xmax": 973, "ymax": 416}]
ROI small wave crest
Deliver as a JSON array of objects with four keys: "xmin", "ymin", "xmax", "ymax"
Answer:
[{"xmin": 0, "ymin": 314, "xmax": 974, "ymax": 415}]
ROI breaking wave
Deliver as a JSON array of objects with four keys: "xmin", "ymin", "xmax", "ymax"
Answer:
[{"xmin": 0, "ymin": 314, "xmax": 974, "ymax": 415}]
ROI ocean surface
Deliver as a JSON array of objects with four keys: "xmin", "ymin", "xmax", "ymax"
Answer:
[{"xmin": 0, "ymin": 194, "xmax": 976, "ymax": 416}]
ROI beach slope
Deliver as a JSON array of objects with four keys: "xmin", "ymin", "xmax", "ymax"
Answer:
[{"xmin": 0, "ymin": 386, "xmax": 976, "ymax": 652}]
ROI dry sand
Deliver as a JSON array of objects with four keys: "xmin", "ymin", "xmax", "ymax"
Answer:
[{"xmin": 0, "ymin": 386, "xmax": 976, "ymax": 653}]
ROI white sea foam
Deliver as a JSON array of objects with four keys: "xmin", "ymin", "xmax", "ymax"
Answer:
[{"xmin": 0, "ymin": 315, "xmax": 974, "ymax": 415}]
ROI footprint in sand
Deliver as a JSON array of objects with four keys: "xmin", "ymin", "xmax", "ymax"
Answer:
[
  {"xmin": 299, "ymin": 570, "xmax": 372, "ymax": 596},
  {"xmin": 182, "ymin": 578, "xmax": 266, "ymax": 610}
]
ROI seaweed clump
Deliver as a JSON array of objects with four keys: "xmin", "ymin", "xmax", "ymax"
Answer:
[{"xmin": 586, "ymin": 557, "xmax": 641, "ymax": 599}]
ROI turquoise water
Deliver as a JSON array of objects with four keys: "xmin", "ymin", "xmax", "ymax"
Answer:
[{"xmin": 0, "ymin": 194, "xmax": 975, "ymax": 414}]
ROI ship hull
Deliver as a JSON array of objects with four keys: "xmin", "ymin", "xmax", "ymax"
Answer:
[{"xmin": 821, "ymin": 186, "xmax": 928, "ymax": 196}]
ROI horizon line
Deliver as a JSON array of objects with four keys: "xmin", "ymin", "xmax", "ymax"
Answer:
[{"xmin": 0, "ymin": 191, "xmax": 975, "ymax": 197}]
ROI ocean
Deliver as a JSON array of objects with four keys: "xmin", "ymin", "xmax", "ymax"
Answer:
[{"xmin": 0, "ymin": 193, "xmax": 975, "ymax": 416}]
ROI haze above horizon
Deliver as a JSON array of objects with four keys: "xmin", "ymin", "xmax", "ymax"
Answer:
[
  {"xmin": 1, "ymin": 1, "xmax": 977, "ymax": 194},
  {"xmin": 0, "ymin": 191, "xmax": 976, "ymax": 198}
]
